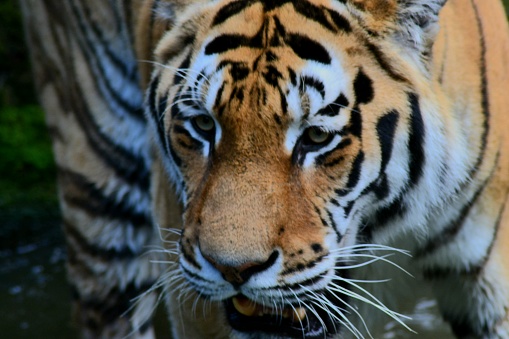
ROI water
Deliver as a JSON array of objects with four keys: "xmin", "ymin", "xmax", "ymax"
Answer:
[
  {"xmin": 0, "ymin": 208, "xmax": 453, "ymax": 338},
  {"xmin": 0, "ymin": 206, "xmax": 77, "ymax": 338}
]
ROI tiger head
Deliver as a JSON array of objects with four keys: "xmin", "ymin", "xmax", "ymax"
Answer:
[{"xmin": 147, "ymin": 0, "xmax": 449, "ymax": 337}]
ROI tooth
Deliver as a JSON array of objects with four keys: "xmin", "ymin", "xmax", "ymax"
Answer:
[
  {"xmin": 232, "ymin": 296, "xmax": 257, "ymax": 317},
  {"xmin": 292, "ymin": 307, "xmax": 307, "ymax": 322}
]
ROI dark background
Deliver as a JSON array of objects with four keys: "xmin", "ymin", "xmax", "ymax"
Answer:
[
  {"xmin": 1, "ymin": 1, "xmax": 75, "ymax": 337},
  {"xmin": 1, "ymin": 0, "xmax": 508, "ymax": 338}
]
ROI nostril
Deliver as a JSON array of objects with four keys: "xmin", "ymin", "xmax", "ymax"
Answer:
[
  {"xmin": 203, "ymin": 251, "xmax": 280, "ymax": 287},
  {"xmin": 239, "ymin": 251, "xmax": 279, "ymax": 282}
]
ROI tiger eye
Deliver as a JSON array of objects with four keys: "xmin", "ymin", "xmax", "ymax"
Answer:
[
  {"xmin": 193, "ymin": 115, "xmax": 215, "ymax": 132},
  {"xmin": 306, "ymin": 127, "xmax": 330, "ymax": 144}
]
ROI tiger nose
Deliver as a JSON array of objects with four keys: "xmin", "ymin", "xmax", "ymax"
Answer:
[{"xmin": 203, "ymin": 251, "xmax": 279, "ymax": 288}]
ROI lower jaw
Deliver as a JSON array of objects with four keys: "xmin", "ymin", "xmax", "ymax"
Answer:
[{"xmin": 223, "ymin": 297, "xmax": 331, "ymax": 339}]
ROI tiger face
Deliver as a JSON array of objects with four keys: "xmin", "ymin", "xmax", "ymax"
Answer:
[{"xmin": 148, "ymin": 0, "xmax": 447, "ymax": 337}]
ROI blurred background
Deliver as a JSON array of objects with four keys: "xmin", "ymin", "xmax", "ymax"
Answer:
[
  {"xmin": 1, "ymin": 0, "xmax": 508, "ymax": 338},
  {"xmin": 0, "ymin": 0, "xmax": 72, "ymax": 338}
]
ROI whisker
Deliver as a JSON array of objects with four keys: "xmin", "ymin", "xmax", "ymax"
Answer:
[
  {"xmin": 328, "ymin": 281, "xmax": 415, "ymax": 333},
  {"xmin": 329, "ymin": 253, "xmax": 413, "ymax": 277},
  {"xmin": 334, "ymin": 294, "xmax": 374, "ymax": 339},
  {"xmin": 329, "ymin": 244, "xmax": 411, "ymax": 256},
  {"xmin": 139, "ymin": 60, "xmax": 212, "ymax": 86},
  {"xmin": 301, "ymin": 285, "xmax": 362, "ymax": 338}
]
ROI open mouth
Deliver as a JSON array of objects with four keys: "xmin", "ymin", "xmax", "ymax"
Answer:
[{"xmin": 224, "ymin": 295, "xmax": 338, "ymax": 338}]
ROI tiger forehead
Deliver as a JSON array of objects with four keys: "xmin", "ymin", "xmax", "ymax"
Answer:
[
  {"xmin": 200, "ymin": 0, "xmax": 357, "ymax": 122},
  {"xmin": 209, "ymin": 0, "xmax": 352, "ymax": 31}
]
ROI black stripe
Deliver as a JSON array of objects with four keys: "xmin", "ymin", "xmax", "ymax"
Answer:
[
  {"xmin": 424, "ymin": 179, "xmax": 509, "ymax": 280},
  {"xmin": 205, "ymin": 34, "xmax": 254, "ymax": 55},
  {"xmin": 261, "ymin": 0, "xmax": 291, "ymax": 12},
  {"xmin": 147, "ymin": 75, "xmax": 168, "ymax": 157},
  {"xmin": 364, "ymin": 175, "xmax": 390, "ymax": 200},
  {"xmin": 361, "ymin": 99, "xmax": 420, "ymax": 229},
  {"xmin": 323, "ymin": 156, "xmax": 345, "ymax": 168},
  {"xmin": 326, "ymin": 209, "xmax": 343, "ymax": 243},
  {"xmin": 377, "ymin": 111, "xmax": 399, "ymax": 172},
  {"xmin": 210, "ymin": 0, "xmax": 351, "ymax": 38},
  {"xmin": 408, "ymin": 93, "xmax": 425, "ymax": 187},
  {"xmin": 173, "ymin": 52, "xmax": 192, "ymax": 87},
  {"xmin": 70, "ymin": 281, "xmax": 155, "ymax": 326},
  {"xmin": 270, "ymin": 16, "xmax": 286, "ymax": 47},
  {"xmin": 344, "ymin": 201, "xmax": 354, "ymax": 217},
  {"xmin": 168, "ymin": 129, "xmax": 183, "ymax": 167},
  {"xmin": 173, "ymin": 124, "xmax": 204, "ymax": 151},
  {"xmin": 326, "ymin": 8, "xmax": 352, "ymax": 33},
  {"xmin": 213, "ymin": 83, "xmax": 226, "ymax": 113},
  {"xmin": 262, "ymin": 65, "xmax": 283, "ymax": 87},
  {"xmin": 468, "ymin": 0, "xmax": 490, "ymax": 179},
  {"xmin": 353, "ymin": 69, "xmax": 374, "ymax": 105},
  {"xmin": 169, "ymin": 54, "xmax": 193, "ymax": 120},
  {"xmin": 288, "ymin": 67, "xmax": 297, "ymax": 86},
  {"xmin": 273, "ymin": 113, "xmax": 282, "ymax": 125},
  {"xmin": 181, "ymin": 265, "xmax": 215, "ymax": 284},
  {"xmin": 317, "ymin": 93, "xmax": 349, "ymax": 117},
  {"xmin": 302, "ymin": 76, "xmax": 326, "ymax": 98},
  {"xmin": 276, "ymin": 274, "xmax": 326, "ymax": 293},
  {"xmin": 60, "ymin": 169, "xmax": 151, "ymax": 228},
  {"xmin": 180, "ymin": 240, "xmax": 202, "ymax": 270},
  {"xmin": 346, "ymin": 151, "xmax": 364, "ymax": 189},
  {"xmin": 414, "ymin": 177, "xmax": 490, "ymax": 258},
  {"xmin": 315, "ymin": 138, "xmax": 351, "ymax": 166},
  {"xmin": 437, "ymin": 26, "xmax": 448, "ymax": 84},
  {"xmin": 313, "ymin": 204, "xmax": 329, "ymax": 227},
  {"xmin": 423, "ymin": 192, "xmax": 507, "ymax": 281},
  {"xmin": 230, "ymin": 62, "xmax": 250, "ymax": 81},
  {"xmin": 365, "ymin": 42, "xmax": 407, "ymax": 83},
  {"xmin": 69, "ymin": 2, "xmax": 145, "ymax": 121},
  {"xmin": 278, "ymin": 86, "xmax": 288, "ymax": 115},
  {"xmin": 211, "ymin": 0, "xmax": 256, "ymax": 27},
  {"xmin": 71, "ymin": 81, "xmax": 150, "ymax": 189},
  {"xmin": 230, "ymin": 85, "xmax": 245, "ymax": 104},
  {"xmin": 374, "ymin": 194, "xmax": 406, "ymax": 225},
  {"xmin": 348, "ymin": 110, "xmax": 362, "ymax": 138},
  {"xmin": 336, "ymin": 151, "xmax": 364, "ymax": 196},
  {"xmin": 63, "ymin": 220, "xmax": 138, "ymax": 260},
  {"xmin": 285, "ymin": 33, "xmax": 331, "ymax": 64},
  {"xmin": 293, "ymin": 2, "xmax": 351, "ymax": 33}
]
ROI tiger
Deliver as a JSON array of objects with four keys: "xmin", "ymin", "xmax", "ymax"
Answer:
[{"xmin": 22, "ymin": 0, "xmax": 509, "ymax": 338}]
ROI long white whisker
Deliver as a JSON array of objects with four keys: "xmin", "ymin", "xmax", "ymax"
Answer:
[
  {"xmin": 329, "ymin": 244, "xmax": 411, "ymax": 256},
  {"xmin": 139, "ymin": 60, "xmax": 212, "ymax": 86},
  {"xmin": 333, "ymin": 293, "xmax": 374, "ymax": 339},
  {"xmin": 310, "ymin": 296, "xmax": 360, "ymax": 339},
  {"xmin": 301, "ymin": 285, "xmax": 362, "ymax": 339},
  {"xmin": 330, "ymin": 253, "xmax": 413, "ymax": 277},
  {"xmin": 328, "ymin": 281, "xmax": 415, "ymax": 333},
  {"xmin": 326, "ymin": 102, "xmax": 359, "ymax": 114}
]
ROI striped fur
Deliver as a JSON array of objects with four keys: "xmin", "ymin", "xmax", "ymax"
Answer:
[
  {"xmin": 24, "ymin": 0, "xmax": 509, "ymax": 338},
  {"xmin": 21, "ymin": 1, "xmax": 162, "ymax": 338}
]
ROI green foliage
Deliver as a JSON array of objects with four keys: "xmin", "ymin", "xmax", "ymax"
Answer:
[
  {"xmin": 0, "ymin": 0, "xmax": 56, "ymax": 209},
  {"xmin": 0, "ymin": 105, "xmax": 53, "ymax": 173},
  {"xmin": 0, "ymin": 105, "xmax": 57, "ymax": 207}
]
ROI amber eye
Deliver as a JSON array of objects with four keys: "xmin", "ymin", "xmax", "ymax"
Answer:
[
  {"xmin": 303, "ymin": 127, "xmax": 333, "ymax": 146},
  {"xmin": 192, "ymin": 115, "xmax": 215, "ymax": 134}
]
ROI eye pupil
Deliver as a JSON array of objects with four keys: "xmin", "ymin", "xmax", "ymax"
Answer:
[
  {"xmin": 194, "ymin": 115, "xmax": 215, "ymax": 132},
  {"xmin": 306, "ymin": 127, "xmax": 330, "ymax": 144}
]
